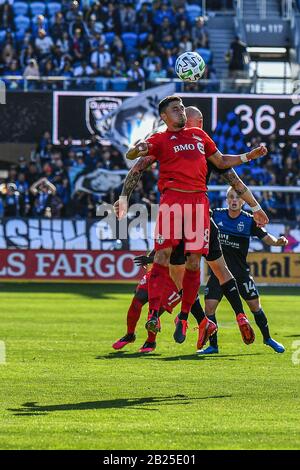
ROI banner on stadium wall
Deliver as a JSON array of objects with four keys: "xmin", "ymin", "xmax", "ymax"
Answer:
[
  {"xmin": 52, "ymin": 91, "xmax": 300, "ymax": 148},
  {"xmin": 203, "ymin": 253, "xmax": 300, "ymax": 285},
  {"xmin": 0, "ymin": 250, "xmax": 145, "ymax": 282}
]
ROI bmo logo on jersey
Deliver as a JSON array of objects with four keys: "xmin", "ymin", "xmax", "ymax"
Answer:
[{"xmin": 173, "ymin": 142, "xmax": 205, "ymax": 154}]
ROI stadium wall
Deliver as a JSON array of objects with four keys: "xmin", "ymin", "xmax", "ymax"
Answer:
[
  {"xmin": 1, "ymin": 91, "xmax": 300, "ymax": 147},
  {"xmin": 0, "ymin": 250, "xmax": 299, "ymax": 285}
]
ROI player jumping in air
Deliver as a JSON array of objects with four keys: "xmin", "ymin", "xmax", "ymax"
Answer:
[
  {"xmin": 114, "ymin": 104, "xmax": 268, "ymax": 351},
  {"xmin": 202, "ymin": 187, "xmax": 287, "ymax": 355},
  {"xmin": 125, "ymin": 95, "xmax": 267, "ymax": 347}
]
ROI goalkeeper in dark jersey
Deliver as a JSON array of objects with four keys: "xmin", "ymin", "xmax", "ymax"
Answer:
[{"xmin": 203, "ymin": 187, "xmax": 288, "ymax": 355}]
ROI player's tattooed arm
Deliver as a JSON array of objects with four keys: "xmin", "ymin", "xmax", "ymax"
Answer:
[
  {"xmin": 114, "ymin": 155, "xmax": 156, "ymax": 219},
  {"xmin": 120, "ymin": 155, "xmax": 157, "ymax": 199},
  {"xmin": 222, "ymin": 169, "xmax": 249, "ymax": 197},
  {"xmin": 222, "ymin": 169, "xmax": 269, "ymax": 227}
]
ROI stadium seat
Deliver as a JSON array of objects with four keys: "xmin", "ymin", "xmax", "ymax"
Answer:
[
  {"xmin": 0, "ymin": 30, "xmax": 7, "ymax": 45},
  {"xmin": 104, "ymin": 32, "xmax": 115, "ymax": 45},
  {"xmin": 186, "ymin": 4, "xmax": 202, "ymax": 23},
  {"xmin": 139, "ymin": 32, "xmax": 148, "ymax": 45},
  {"xmin": 47, "ymin": 2, "xmax": 62, "ymax": 17},
  {"xmin": 30, "ymin": 2, "xmax": 46, "ymax": 17},
  {"xmin": 15, "ymin": 30, "xmax": 26, "ymax": 43},
  {"xmin": 121, "ymin": 33, "xmax": 138, "ymax": 54},
  {"xmin": 14, "ymin": 15, "xmax": 31, "ymax": 32},
  {"xmin": 196, "ymin": 48, "xmax": 212, "ymax": 64},
  {"xmin": 13, "ymin": 2, "xmax": 29, "ymax": 17},
  {"xmin": 111, "ymin": 79, "xmax": 128, "ymax": 91}
]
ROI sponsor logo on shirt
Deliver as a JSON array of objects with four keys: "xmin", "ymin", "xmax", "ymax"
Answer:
[
  {"xmin": 237, "ymin": 221, "xmax": 245, "ymax": 232},
  {"xmin": 173, "ymin": 142, "xmax": 205, "ymax": 154}
]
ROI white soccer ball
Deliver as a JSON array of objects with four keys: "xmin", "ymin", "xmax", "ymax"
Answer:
[{"xmin": 175, "ymin": 51, "xmax": 206, "ymax": 82}]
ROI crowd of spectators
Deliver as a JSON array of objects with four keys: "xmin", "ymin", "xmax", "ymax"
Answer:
[
  {"xmin": 0, "ymin": 0, "xmax": 234, "ymax": 91},
  {"xmin": 0, "ymin": 131, "xmax": 300, "ymax": 226}
]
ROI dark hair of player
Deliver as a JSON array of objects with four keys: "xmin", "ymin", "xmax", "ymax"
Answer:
[{"xmin": 158, "ymin": 95, "xmax": 182, "ymax": 116}]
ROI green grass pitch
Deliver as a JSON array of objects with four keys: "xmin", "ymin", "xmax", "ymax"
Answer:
[{"xmin": 0, "ymin": 282, "xmax": 300, "ymax": 450}]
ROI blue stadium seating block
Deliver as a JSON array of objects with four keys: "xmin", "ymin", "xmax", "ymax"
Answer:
[
  {"xmin": 30, "ymin": 2, "xmax": 46, "ymax": 17},
  {"xmin": 13, "ymin": 2, "xmax": 29, "ymax": 17},
  {"xmin": 15, "ymin": 15, "xmax": 31, "ymax": 31}
]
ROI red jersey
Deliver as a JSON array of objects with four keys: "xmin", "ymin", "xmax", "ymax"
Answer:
[{"xmin": 146, "ymin": 127, "xmax": 217, "ymax": 193}]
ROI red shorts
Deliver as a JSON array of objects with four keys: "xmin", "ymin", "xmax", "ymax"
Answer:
[
  {"xmin": 137, "ymin": 271, "xmax": 181, "ymax": 313},
  {"xmin": 154, "ymin": 189, "xmax": 210, "ymax": 254}
]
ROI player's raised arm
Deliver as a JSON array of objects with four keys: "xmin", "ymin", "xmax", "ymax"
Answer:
[
  {"xmin": 126, "ymin": 141, "xmax": 150, "ymax": 160},
  {"xmin": 221, "ymin": 169, "xmax": 269, "ymax": 227},
  {"xmin": 113, "ymin": 155, "xmax": 157, "ymax": 219},
  {"xmin": 208, "ymin": 145, "xmax": 268, "ymax": 170}
]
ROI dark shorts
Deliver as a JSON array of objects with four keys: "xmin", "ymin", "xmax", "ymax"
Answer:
[
  {"xmin": 170, "ymin": 218, "xmax": 222, "ymax": 265},
  {"xmin": 205, "ymin": 272, "xmax": 259, "ymax": 301},
  {"xmin": 205, "ymin": 218, "xmax": 222, "ymax": 262}
]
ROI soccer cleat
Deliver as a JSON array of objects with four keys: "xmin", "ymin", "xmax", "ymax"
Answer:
[
  {"xmin": 145, "ymin": 316, "xmax": 161, "ymax": 334},
  {"xmin": 139, "ymin": 341, "xmax": 156, "ymax": 353},
  {"xmin": 112, "ymin": 333, "xmax": 136, "ymax": 350},
  {"xmin": 173, "ymin": 316, "xmax": 188, "ymax": 344},
  {"xmin": 196, "ymin": 317, "xmax": 218, "ymax": 350},
  {"xmin": 264, "ymin": 338, "xmax": 285, "ymax": 353},
  {"xmin": 197, "ymin": 345, "xmax": 219, "ymax": 355},
  {"xmin": 236, "ymin": 313, "xmax": 255, "ymax": 345}
]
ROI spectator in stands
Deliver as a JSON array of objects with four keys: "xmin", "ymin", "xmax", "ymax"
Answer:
[
  {"xmin": 32, "ymin": 15, "xmax": 49, "ymax": 38},
  {"xmin": 1, "ymin": 31, "xmax": 16, "ymax": 67},
  {"xmin": 143, "ymin": 50, "xmax": 161, "ymax": 76},
  {"xmin": 103, "ymin": 2, "xmax": 121, "ymax": 35},
  {"xmin": 70, "ymin": 11, "xmax": 88, "ymax": 39},
  {"xmin": 74, "ymin": 59, "xmax": 94, "ymax": 88},
  {"xmin": 148, "ymin": 62, "xmax": 167, "ymax": 81},
  {"xmin": 227, "ymin": 36, "xmax": 249, "ymax": 78},
  {"xmin": 4, "ymin": 59, "xmax": 22, "ymax": 89},
  {"xmin": 66, "ymin": 0, "xmax": 81, "ymax": 23},
  {"xmin": 191, "ymin": 16, "xmax": 209, "ymax": 49},
  {"xmin": 2, "ymin": 183, "xmax": 25, "ymax": 217},
  {"xmin": 127, "ymin": 60, "xmax": 145, "ymax": 89},
  {"xmin": 90, "ymin": 43, "xmax": 112, "ymax": 76},
  {"xmin": 87, "ymin": 14, "xmax": 104, "ymax": 36},
  {"xmin": 162, "ymin": 49, "xmax": 176, "ymax": 77},
  {"xmin": 35, "ymin": 29, "xmax": 54, "ymax": 59},
  {"xmin": 119, "ymin": 2, "xmax": 136, "ymax": 33},
  {"xmin": 56, "ymin": 31, "xmax": 72, "ymax": 55},
  {"xmin": 51, "ymin": 12, "xmax": 67, "ymax": 42},
  {"xmin": 20, "ymin": 44, "xmax": 38, "ymax": 70},
  {"xmin": 136, "ymin": 2, "xmax": 153, "ymax": 33},
  {"xmin": 71, "ymin": 28, "xmax": 88, "ymax": 62},
  {"xmin": 178, "ymin": 34, "xmax": 193, "ymax": 54},
  {"xmin": 0, "ymin": 1, "xmax": 14, "ymax": 30},
  {"xmin": 112, "ymin": 56, "xmax": 127, "ymax": 77},
  {"xmin": 23, "ymin": 59, "xmax": 40, "ymax": 90}
]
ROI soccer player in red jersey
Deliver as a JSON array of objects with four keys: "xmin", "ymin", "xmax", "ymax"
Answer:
[
  {"xmin": 125, "ymin": 95, "xmax": 267, "ymax": 345},
  {"xmin": 112, "ymin": 256, "xmax": 182, "ymax": 354}
]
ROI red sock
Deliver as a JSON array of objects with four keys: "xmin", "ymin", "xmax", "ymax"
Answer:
[
  {"xmin": 181, "ymin": 268, "xmax": 200, "ymax": 314},
  {"xmin": 148, "ymin": 263, "xmax": 169, "ymax": 313},
  {"xmin": 127, "ymin": 297, "xmax": 143, "ymax": 334},
  {"xmin": 147, "ymin": 331, "xmax": 157, "ymax": 343}
]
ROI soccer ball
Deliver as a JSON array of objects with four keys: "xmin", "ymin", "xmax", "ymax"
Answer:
[{"xmin": 175, "ymin": 51, "xmax": 206, "ymax": 82}]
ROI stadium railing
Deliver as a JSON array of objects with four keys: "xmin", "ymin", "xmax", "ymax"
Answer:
[{"xmin": 0, "ymin": 75, "xmax": 295, "ymax": 94}]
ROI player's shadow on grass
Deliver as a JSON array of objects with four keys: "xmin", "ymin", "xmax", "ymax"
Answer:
[
  {"xmin": 159, "ymin": 353, "xmax": 263, "ymax": 361},
  {"xmin": 96, "ymin": 351, "xmax": 162, "ymax": 359},
  {"xmin": 9, "ymin": 394, "xmax": 232, "ymax": 415}
]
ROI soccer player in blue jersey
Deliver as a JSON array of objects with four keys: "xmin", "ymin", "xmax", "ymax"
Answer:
[{"xmin": 201, "ymin": 187, "xmax": 288, "ymax": 355}]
